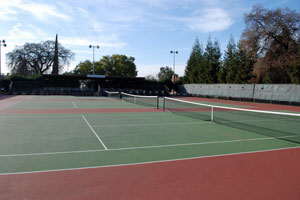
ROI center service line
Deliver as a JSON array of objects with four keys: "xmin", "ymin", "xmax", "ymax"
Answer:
[
  {"xmin": 72, "ymin": 101, "xmax": 78, "ymax": 108},
  {"xmin": 82, "ymin": 115, "xmax": 108, "ymax": 150}
]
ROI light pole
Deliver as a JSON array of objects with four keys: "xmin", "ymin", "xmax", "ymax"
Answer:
[
  {"xmin": 89, "ymin": 45, "xmax": 100, "ymax": 75},
  {"xmin": 89, "ymin": 45, "xmax": 99, "ymax": 94},
  {"xmin": 0, "ymin": 40, "xmax": 7, "ymax": 92},
  {"xmin": 170, "ymin": 50, "xmax": 178, "ymax": 82}
]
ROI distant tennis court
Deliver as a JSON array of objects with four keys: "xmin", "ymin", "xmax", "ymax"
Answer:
[{"xmin": 1, "ymin": 94, "xmax": 300, "ymax": 200}]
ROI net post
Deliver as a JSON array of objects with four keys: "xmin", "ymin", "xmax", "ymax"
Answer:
[
  {"xmin": 157, "ymin": 96, "xmax": 159, "ymax": 109},
  {"xmin": 163, "ymin": 97, "xmax": 166, "ymax": 111},
  {"xmin": 211, "ymin": 106, "xmax": 214, "ymax": 122},
  {"xmin": 134, "ymin": 96, "xmax": 136, "ymax": 104}
]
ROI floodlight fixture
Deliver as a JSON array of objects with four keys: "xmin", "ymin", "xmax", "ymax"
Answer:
[
  {"xmin": 0, "ymin": 39, "xmax": 7, "ymax": 91},
  {"xmin": 89, "ymin": 45, "xmax": 100, "ymax": 93},
  {"xmin": 89, "ymin": 45, "xmax": 100, "ymax": 75},
  {"xmin": 170, "ymin": 50, "xmax": 178, "ymax": 82}
]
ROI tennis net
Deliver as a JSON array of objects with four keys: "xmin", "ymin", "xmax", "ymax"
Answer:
[
  {"xmin": 103, "ymin": 91, "xmax": 120, "ymax": 99},
  {"xmin": 121, "ymin": 92, "xmax": 159, "ymax": 109},
  {"xmin": 163, "ymin": 97, "xmax": 300, "ymax": 144}
]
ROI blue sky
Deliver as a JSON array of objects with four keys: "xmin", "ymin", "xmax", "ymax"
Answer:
[{"xmin": 0, "ymin": 0, "xmax": 299, "ymax": 77}]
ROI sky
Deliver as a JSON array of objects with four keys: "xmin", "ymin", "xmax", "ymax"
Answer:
[{"xmin": 0, "ymin": 0, "xmax": 299, "ymax": 78}]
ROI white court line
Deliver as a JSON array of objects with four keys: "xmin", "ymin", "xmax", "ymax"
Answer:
[
  {"xmin": 1, "ymin": 135, "xmax": 299, "ymax": 158},
  {"xmin": 72, "ymin": 101, "xmax": 78, "ymax": 108},
  {"xmin": 92, "ymin": 121, "xmax": 211, "ymax": 128},
  {"xmin": 1, "ymin": 146, "xmax": 300, "ymax": 176},
  {"xmin": 90, "ymin": 118, "xmax": 298, "ymax": 128},
  {"xmin": 0, "ymin": 112, "xmax": 169, "ymax": 118},
  {"xmin": 82, "ymin": 115, "xmax": 108, "ymax": 150},
  {"xmin": 218, "ymin": 118, "xmax": 293, "ymax": 124},
  {"xmin": 0, "ymin": 100, "xmax": 23, "ymax": 111}
]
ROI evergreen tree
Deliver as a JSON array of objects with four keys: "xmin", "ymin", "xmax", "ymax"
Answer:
[
  {"xmin": 204, "ymin": 37, "xmax": 222, "ymax": 83},
  {"xmin": 235, "ymin": 42, "xmax": 254, "ymax": 83},
  {"xmin": 222, "ymin": 37, "xmax": 254, "ymax": 83},
  {"xmin": 184, "ymin": 38, "xmax": 205, "ymax": 83},
  {"xmin": 224, "ymin": 36, "xmax": 238, "ymax": 83}
]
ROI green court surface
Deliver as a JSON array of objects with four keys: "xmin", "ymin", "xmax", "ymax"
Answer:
[
  {"xmin": 6, "ymin": 97, "xmax": 142, "ymax": 110},
  {"xmin": 0, "ymin": 95, "xmax": 299, "ymax": 174}
]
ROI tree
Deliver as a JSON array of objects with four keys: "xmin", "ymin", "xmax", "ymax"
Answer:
[
  {"xmin": 289, "ymin": 46, "xmax": 300, "ymax": 83},
  {"xmin": 73, "ymin": 60, "xmax": 104, "ymax": 75},
  {"xmin": 99, "ymin": 54, "xmax": 137, "ymax": 77},
  {"xmin": 219, "ymin": 36, "xmax": 254, "ymax": 84},
  {"xmin": 52, "ymin": 34, "xmax": 59, "ymax": 75},
  {"xmin": 203, "ymin": 37, "xmax": 222, "ymax": 83},
  {"xmin": 184, "ymin": 38, "xmax": 205, "ymax": 83},
  {"xmin": 7, "ymin": 41, "xmax": 74, "ymax": 75},
  {"xmin": 74, "ymin": 54, "xmax": 137, "ymax": 77},
  {"xmin": 158, "ymin": 66, "xmax": 174, "ymax": 82},
  {"xmin": 221, "ymin": 36, "xmax": 238, "ymax": 83},
  {"xmin": 145, "ymin": 75, "xmax": 157, "ymax": 81},
  {"xmin": 241, "ymin": 5, "xmax": 300, "ymax": 83},
  {"xmin": 235, "ymin": 42, "xmax": 254, "ymax": 83}
]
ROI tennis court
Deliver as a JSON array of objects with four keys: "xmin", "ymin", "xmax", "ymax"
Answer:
[{"xmin": 1, "ymin": 94, "xmax": 300, "ymax": 200}]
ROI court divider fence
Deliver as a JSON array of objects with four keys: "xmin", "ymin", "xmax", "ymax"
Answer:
[{"xmin": 177, "ymin": 84, "xmax": 300, "ymax": 105}]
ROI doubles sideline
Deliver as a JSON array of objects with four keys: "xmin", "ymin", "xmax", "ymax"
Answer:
[
  {"xmin": 0, "ymin": 134, "xmax": 298, "ymax": 158},
  {"xmin": 1, "ymin": 145, "xmax": 300, "ymax": 176}
]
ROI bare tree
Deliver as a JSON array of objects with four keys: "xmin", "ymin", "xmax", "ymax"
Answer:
[
  {"xmin": 241, "ymin": 5, "xmax": 300, "ymax": 83},
  {"xmin": 7, "ymin": 41, "xmax": 74, "ymax": 75}
]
